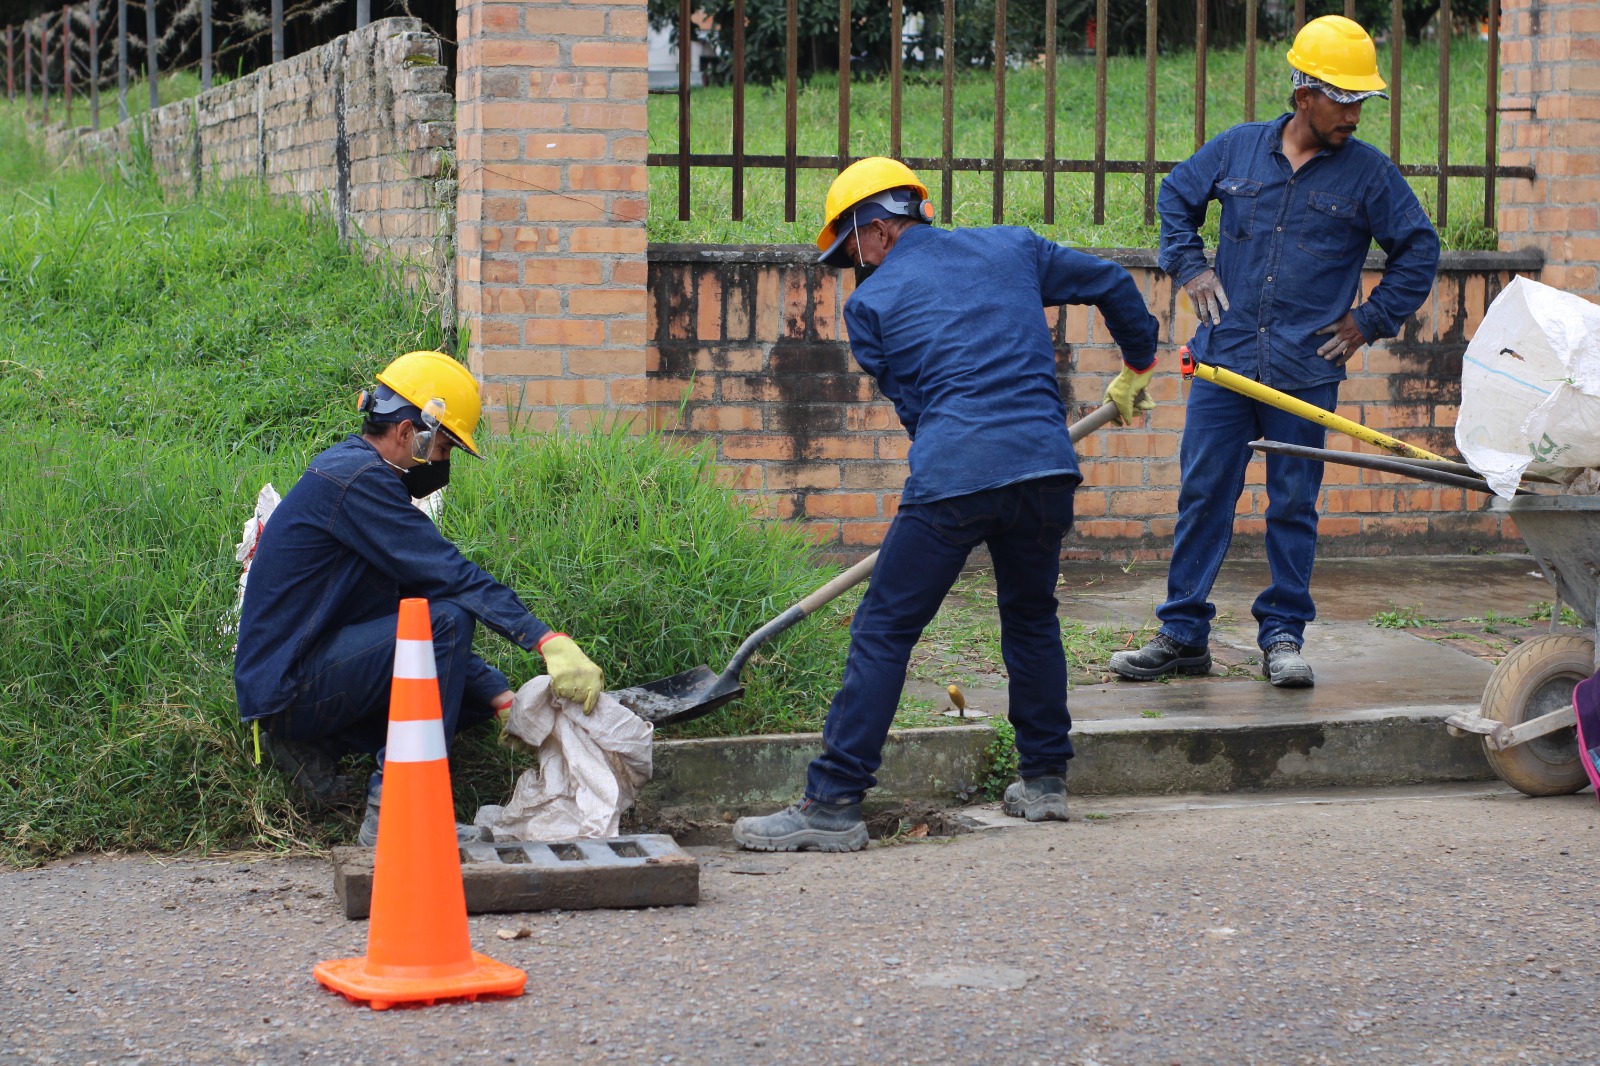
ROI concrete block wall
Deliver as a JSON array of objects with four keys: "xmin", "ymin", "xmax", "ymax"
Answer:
[
  {"xmin": 45, "ymin": 19, "xmax": 455, "ymax": 307},
  {"xmin": 454, "ymin": 0, "xmax": 650, "ymax": 434},
  {"xmin": 1498, "ymin": 0, "xmax": 1600, "ymax": 296},
  {"xmin": 649, "ymin": 246, "xmax": 1541, "ymax": 557}
]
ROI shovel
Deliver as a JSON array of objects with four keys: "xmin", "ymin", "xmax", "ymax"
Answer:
[{"xmin": 610, "ymin": 400, "xmax": 1124, "ymax": 726}]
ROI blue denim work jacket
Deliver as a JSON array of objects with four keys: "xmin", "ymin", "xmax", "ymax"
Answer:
[
  {"xmin": 845, "ymin": 224, "xmax": 1159, "ymax": 505},
  {"xmin": 1158, "ymin": 113, "xmax": 1440, "ymax": 390},
  {"xmin": 234, "ymin": 435, "xmax": 551, "ymax": 722}
]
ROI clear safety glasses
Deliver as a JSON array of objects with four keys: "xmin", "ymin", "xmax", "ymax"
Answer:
[{"xmin": 409, "ymin": 397, "xmax": 449, "ymax": 463}]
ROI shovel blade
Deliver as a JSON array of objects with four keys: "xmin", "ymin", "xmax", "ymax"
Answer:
[{"xmin": 609, "ymin": 666, "xmax": 745, "ymax": 726}]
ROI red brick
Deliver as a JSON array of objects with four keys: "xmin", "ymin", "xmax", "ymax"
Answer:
[
  {"xmin": 805, "ymin": 493, "xmax": 879, "ymax": 519},
  {"xmin": 801, "ymin": 436, "xmax": 878, "ymax": 460},
  {"xmin": 480, "ymin": 41, "xmax": 561, "ymax": 67},
  {"xmin": 481, "ymin": 349, "xmax": 564, "ymax": 377},
  {"xmin": 524, "ymin": 318, "xmax": 606, "ymax": 346},
  {"xmin": 689, "ymin": 406, "xmax": 764, "ymax": 432},
  {"xmin": 482, "ymin": 165, "xmax": 563, "ymax": 192},
  {"xmin": 568, "ymin": 349, "xmax": 648, "ymax": 376},
  {"xmin": 571, "ymin": 289, "xmax": 648, "ymax": 316},
  {"xmin": 568, "ymin": 103, "xmax": 648, "ymax": 130},
  {"xmin": 528, "ymin": 8, "xmax": 607, "ymax": 34},
  {"xmin": 523, "ymin": 257, "xmax": 604, "ymax": 285},
  {"xmin": 568, "ymin": 165, "xmax": 648, "ymax": 193},
  {"xmin": 483, "ymin": 287, "xmax": 563, "ymax": 315},
  {"xmin": 724, "ymin": 436, "xmax": 797, "ymax": 461},
  {"xmin": 519, "ymin": 378, "xmax": 610, "ymax": 406},
  {"xmin": 841, "ymin": 522, "xmax": 892, "ymax": 546},
  {"xmin": 697, "ymin": 271, "xmax": 724, "ymax": 340},
  {"xmin": 765, "ymin": 464, "xmax": 843, "ymax": 490},
  {"xmin": 571, "ymin": 41, "xmax": 647, "ymax": 67}
]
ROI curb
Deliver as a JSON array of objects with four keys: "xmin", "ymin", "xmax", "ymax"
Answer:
[{"xmin": 638, "ymin": 708, "xmax": 1494, "ymax": 821}]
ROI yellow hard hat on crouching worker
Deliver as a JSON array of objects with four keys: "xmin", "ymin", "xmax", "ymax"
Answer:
[
  {"xmin": 1286, "ymin": 15, "xmax": 1387, "ymax": 96},
  {"xmin": 372, "ymin": 350, "xmax": 484, "ymax": 457},
  {"xmin": 816, "ymin": 157, "xmax": 935, "ymax": 267}
]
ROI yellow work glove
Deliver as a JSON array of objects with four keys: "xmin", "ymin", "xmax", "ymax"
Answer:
[
  {"xmin": 538, "ymin": 634, "xmax": 605, "ymax": 714},
  {"xmin": 1103, "ymin": 365, "xmax": 1158, "ymax": 426}
]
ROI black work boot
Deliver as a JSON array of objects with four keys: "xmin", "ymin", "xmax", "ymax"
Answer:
[
  {"xmin": 1108, "ymin": 632, "xmax": 1212, "ymax": 680},
  {"xmin": 1002, "ymin": 775, "xmax": 1069, "ymax": 822},
  {"xmin": 259, "ymin": 733, "xmax": 356, "ymax": 811},
  {"xmin": 731, "ymin": 798, "xmax": 869, "ymax": 853},
  {"xmin": 1264, "ymin": 642, "xmax": 1315, "ymax": 688}
]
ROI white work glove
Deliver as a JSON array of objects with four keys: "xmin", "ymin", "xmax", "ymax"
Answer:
[{"xmin": 1183, "ymin": 268, "xmax": 1230, "ymax": 326}]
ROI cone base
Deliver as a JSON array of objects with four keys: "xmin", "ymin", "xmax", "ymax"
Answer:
[{"xmin": 314, "ymin": 952, "xmax": 526, "ymax": 1011}]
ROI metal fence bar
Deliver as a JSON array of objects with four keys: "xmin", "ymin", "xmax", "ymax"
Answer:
[
  {"xmin": 784, "ymin": 0, "xmax": 797, "ymax": 221},
  {"xmin": 1485, "ymin": 0, "xmax": 1500, "ymax": 230},
  {"xmin": 1293, "ymin": 0, "xmax": 1304, "ymax": 33},
  {"xmin": 202, "ymin": 0, "xmax": 212, "ymax": 89},
  {"xmin": 40, "ymin": 14, "xmax": 49, "ymax": 122},
  {"xmin": 677, "ymin": 0, "xmax": 690, "ymax": 220},
  {"xmin": 5, "ymin": 26, "xmax": 12, "ymax": 103},
  {"xmin": 733, "ymin": 0, "xmax": 745, "ymax": 220},
  {"xmin": 24, "ymin": 22, "xmax": 31, "ymax": 105},
  {"xmin": 1093, "ymin": 0, "xmax": 1106, "ymax": 222},
  {"xmin": 1143, "ymin": 0, "xmax": 1157, "ymax": 224},
  {"xmin": 940, "ymin": 0, "xmax": 953, "ymax": 222},
  {"xmin": 890, "ymin": 0, "xmax": 902, "ymax": 159},
  {"xmin": 272, "ymin": 0, "xmax": 283, "ymax": 64},
  {"xmin": 90, "ymin": 0, "xmax": 99, "ymax": 127},
  {"xmin": 117, "ymin": 0, "xmax": 126, "ymax": 120},
  {"xmin": 1194, "ymin": 0, "xmax": 1207, "ymax": 150},
  {"xmin": 1036, "ymin": 0, "xmax": 1049, "ymax": 225},
  {"xmin": 63, "ymin": 5, "xmax": 71, "ymax": 125},
  {"xmin": 1343, "ymin": 0, "xmax": 1355, "ymax": 17},
  {"xmin": 1437, "ymin": 0, "xmax": 1451, "ymax": 232},
  {"xmin": 991, "ymin": 0, "xmax": 1006, "ymax": 223},
  {"xmin": 836, "ymin": 0, "xmax": 848, "ymax": 169},
  {"xmin": 1244, "ymin": 0, "xmax": 1256, "ymax": 121},
  {"xmin": 144, "ymin": 0, "xmax": 157, "ymax": 111},
  {"xmin": 648, "ymin": 151, "xmax": 1532, "ymax": 183},
  {"xmin": 1389, "ymin": 0, "xmax": 1401, "ymax": 163}
]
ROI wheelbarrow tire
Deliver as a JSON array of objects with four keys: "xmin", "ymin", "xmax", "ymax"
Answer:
[{"xmin": 1478, "ymin": 633, "xmax": 1592, "ymax": 797}]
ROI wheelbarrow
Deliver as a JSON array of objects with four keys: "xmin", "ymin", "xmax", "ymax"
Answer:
[{"xmin": 1444, "ymin": 495, "xmax": 1600, "ymax": 796}]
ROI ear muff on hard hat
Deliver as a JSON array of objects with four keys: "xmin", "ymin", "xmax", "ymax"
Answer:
[
  {"xmin": 816, "ymin": 157, "xmax": 933, "ymax": 267},
  {"xmin": 1286, "ymin": 14, "xmax": 1386, "ymax": 94},
  {"xmin": 372, "ymin": 350, "xmax": 484, "ymax": 458}
]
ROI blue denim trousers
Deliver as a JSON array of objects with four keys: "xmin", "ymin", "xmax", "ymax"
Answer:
[
  {"xmin": 806, "ymin": 476, "xmax": 1078, "ymax": 804},
  {"xmin": 1157, "ymin": 376, "xmax": 1341, "ymax": 651},
  {"xmin": 260, "ymin": 599, "xmax": 507, "ymax": 791}
]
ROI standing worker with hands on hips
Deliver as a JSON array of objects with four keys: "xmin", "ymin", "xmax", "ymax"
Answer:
[
  {"xmin": 733, "ymin": 157, "xmax": 1161, "ymax": 853},
  {"xmin": 1110, "ymin": 15, "xmax": 1440, "ymax": 689},
  {"xmin": 234, "ymin": 350, "xmax": 605, "ymax": 845}
]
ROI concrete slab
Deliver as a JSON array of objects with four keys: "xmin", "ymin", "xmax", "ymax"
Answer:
[{"xmin": 331, "ymin": 834, "xmax": 699, "ymax": 919}]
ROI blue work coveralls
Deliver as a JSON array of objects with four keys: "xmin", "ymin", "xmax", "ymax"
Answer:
[
  {"xmin": 806, "ymin": 224, "xmax": 1160, "ymax": 804},
  {"xmin": 1155, "ymin": 114, "xmax": 1440, "ymax": 652},
  {"xmin": 234, "ymin": 436, "xmax": 551, "ymax": 776}
]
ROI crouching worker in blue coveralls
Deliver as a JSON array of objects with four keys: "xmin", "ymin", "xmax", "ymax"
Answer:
[
  {"xmin": 732, "ymin": 158, "xmax": 1161, "ymax": 853},
  {"xmin": 234, "ymin": 350, "xmax": 605, "ymax": 845}
]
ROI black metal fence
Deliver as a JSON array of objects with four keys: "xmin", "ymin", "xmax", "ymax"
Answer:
[{"xmin": 650, "ymin": 0, "xmax": 1533, "ymax": 233}]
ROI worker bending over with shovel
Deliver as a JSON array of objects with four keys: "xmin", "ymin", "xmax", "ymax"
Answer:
[
  {"xmin": 1110, "ymin": 16, "xmax": 1439, "ymax": 689},
  {"xmin": 734, "ymin": 158, "xmax": 1160, "ymax": 852},
  {"xmin": 234, "ymin": 350, "xmax": 604, "ymax": 845}
]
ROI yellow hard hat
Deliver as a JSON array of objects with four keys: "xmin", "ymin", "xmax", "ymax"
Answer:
[
  {"xmin": 816, "ymin": 157, "xmax": 934, "ymax": 266},
  {"xmin": 1286, "ymin": 15, "xmax": 1386, "ymax": 93},
  {"xmin": 374, "ymin": 350, "xmax": 484, "ymax": 457}
]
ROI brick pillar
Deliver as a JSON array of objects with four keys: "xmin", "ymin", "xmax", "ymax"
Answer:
[
  {"xmin": 455, "ymin": 0, "xmax": 650, "ymax": 432},
  {"xmin": 1498, "ymin": 0, "xmax": 1600, "ymax": 296}
]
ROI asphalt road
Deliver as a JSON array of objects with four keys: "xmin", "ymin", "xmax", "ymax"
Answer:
[{"xmin": 4, "ymin": 784, "xmax": 1597, "ymax": 1065}]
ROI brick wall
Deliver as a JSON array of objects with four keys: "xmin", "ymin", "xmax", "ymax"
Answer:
[
  {"xmin": 454, "ymin": 0, "xmax": 650, "ymax": 434},
  {"xmin": 45, "ymin": 19, "xmax": 456, "ymax": 317},
  {"xmin": 650, "ymin": 245, "xmax": 1543, "ymax": 558},
  {"xmin": 1499, "ymin": 0, "xmax": 1600, "ymax": 296}
]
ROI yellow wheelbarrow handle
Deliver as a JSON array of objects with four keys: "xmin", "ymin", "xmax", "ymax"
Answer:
[{"xmin": 1179, "ymin": 348, "xmax": 1449, "ymax": 463}]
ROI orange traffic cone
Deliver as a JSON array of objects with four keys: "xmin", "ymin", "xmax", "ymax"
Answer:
[{"xmin": 314, "ymin": 598, "xmax": 526, "ymax": 1010}]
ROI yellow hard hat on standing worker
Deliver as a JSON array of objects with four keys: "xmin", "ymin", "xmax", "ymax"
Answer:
[
  {"xmin": 816, "ymin": 157, "xmax": 935, "ymax": 267},
  {"xmin": 1286, "ymin": 14, "xmax": 1386, "ymax": 94}
]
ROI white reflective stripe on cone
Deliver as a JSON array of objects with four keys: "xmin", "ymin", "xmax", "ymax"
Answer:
[
  {"xmin": 385, "ymin": 718, "xmax": 448, "ymax": 763},
  {"xmin": 393, "ymin": 637, "xmax": 437, "ymax": 680}
]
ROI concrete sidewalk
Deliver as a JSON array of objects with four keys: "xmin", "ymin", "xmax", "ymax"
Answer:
[{"xmin": 641, "ymin": 554, "xmax": 1581, "ymax": 821}]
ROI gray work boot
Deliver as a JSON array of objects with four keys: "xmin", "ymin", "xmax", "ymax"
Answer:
[
  {"xmin": 1108, "ymin": 632, "xmax": 1212, "ymax": 680},
  {"xmin": 1002, "ymin": 775, "xmax": 1070, "ymax": 822},
  {"xmin": 259, "ymin": 733, "xmax": 355, "ymax": 811},
  {"xmin": 356, "ymin": 788, "xmax": 493, "ymax": 847},
  {"xmin": 1264, "ymin": 642, "xmax": 1315, "ymax": 688},
  {"xmin": 732, "ymin": 798, "xmax": 869, "ymax": 853}
]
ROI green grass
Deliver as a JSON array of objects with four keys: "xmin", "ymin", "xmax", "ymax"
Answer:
[
  {"xmin": 649, "ymin": 36, "xmax": 1499, "ymax": 249},
  {"xmin": 0, "ymin": 101, "xmax": 856, "ymax": 861}
]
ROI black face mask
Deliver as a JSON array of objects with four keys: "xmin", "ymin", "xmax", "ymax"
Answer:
[
  {"xmin": 402, "ymin": 459, "xmax": 451, "ymax": 499},
  {"xmin": 855, "ymin": 263, "xmax": 878, "ymax": 283}
]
